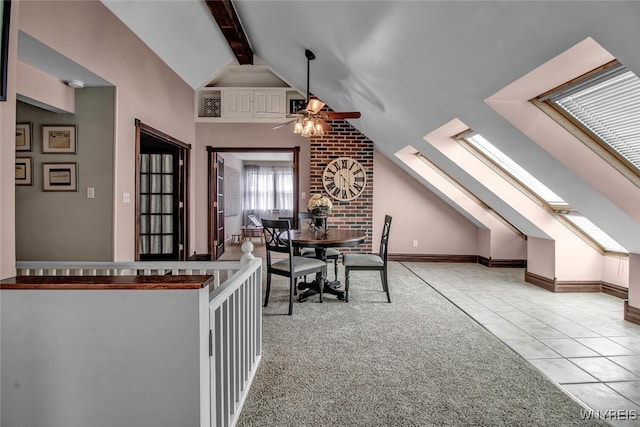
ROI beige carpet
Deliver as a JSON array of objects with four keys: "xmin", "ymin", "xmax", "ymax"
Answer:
[{"xmin": 236, "ymin": 261, "xmax": 607, "ymax": 426}]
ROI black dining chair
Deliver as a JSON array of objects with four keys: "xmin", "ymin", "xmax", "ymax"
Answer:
[
  {"xmin": 343, "ymin": 215, "xmax": 393, "ymax": 303},
  {"xmin": 261, "ymin": 218, "xmax": 327, "ymax": 315},
  {"xmin": 298, "ymin": 211, "xmax": 341, "ymax": 280}
]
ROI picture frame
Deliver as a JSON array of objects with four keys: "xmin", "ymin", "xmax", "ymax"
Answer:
[
  {"xmin": 42, "ymin": 125, "xmax": 77, "ymax": 154},
  {"xmin": 43, "ymin": 162, "xmax": 77, "ymax": 192},
  {"xmin": 16, "ymin": 122, "xmax": 32, "ymax": 151},
  {"xmin": 289, "ymin": 98, "xmax": 306, "ymax": 114},
  {"xmin": 15, "ymin": 156, "xmax": 32, "ymax": 186}
]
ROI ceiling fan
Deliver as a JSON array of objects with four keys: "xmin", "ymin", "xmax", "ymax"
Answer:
[{"xmin": 274, "ymin": 49, "xmax": 361, "ymax": 137}]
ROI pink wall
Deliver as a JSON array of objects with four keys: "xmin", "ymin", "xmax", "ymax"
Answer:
[
  {"xmin": 17, "ymin": 61, "xmax": 74, "ymax": 113},
  {"xmin": 0, "ymin": 1, "xmax": 19, "ymax": 279},
  {"xmin": 19, "ymin": 0, "xmax": 196, "ymax": 261},
  {"xmin": 373, "ymin": 150, "xmax": 479, "ymax": 255}
]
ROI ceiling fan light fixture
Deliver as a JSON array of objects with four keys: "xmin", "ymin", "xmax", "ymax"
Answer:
[
  {"xmin": 314, "ymin": 121, "xmax": 324, "ymax": 135},
  {"xmin": 306, "ymin": 98, "xmax": 325, "ymax": 114},
  {"xmin": 294, "ymin": 119, "xmax": 303, "ymax": 134}
]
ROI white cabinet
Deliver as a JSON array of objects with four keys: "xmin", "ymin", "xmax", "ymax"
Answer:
[
  {"xmin": 196, "ymin": 87, "xmax": 297, "ymax": 122},
  {"xmin": 223, "ymin": 89, "xmax": 253, "ymax": 118},
  {"xmin": 253, "ymin": 90, "xmax": 285, "ymax": 117}
]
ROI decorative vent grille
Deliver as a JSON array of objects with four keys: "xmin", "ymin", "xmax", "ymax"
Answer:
[{"xmin": 202, "ymin": 97, "xmax": 221, "ymax": 117}]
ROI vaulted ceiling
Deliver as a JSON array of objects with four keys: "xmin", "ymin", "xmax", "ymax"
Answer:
[{"xmin": 70, "ymin": 1, "xmax": 640, "ymax": 251}]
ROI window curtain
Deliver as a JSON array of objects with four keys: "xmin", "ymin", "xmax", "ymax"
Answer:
[{"xmin": 243, "ymin": 165, "xmax": 293, "ymax": 223}]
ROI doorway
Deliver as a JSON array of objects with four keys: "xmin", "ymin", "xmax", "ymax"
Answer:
[
  {"xmin": 207, "ymin": 147, "xmax": 300, "ymax": 259},
  {"xmin": 135, "ymin": 120, "xmax": 190, "ymax": 261}
]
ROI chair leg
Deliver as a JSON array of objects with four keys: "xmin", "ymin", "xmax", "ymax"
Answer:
[
  {"xmin": 264, "ymin": 273, "xmax": 271, "ymax": 307},
  {"xmin": 288, "ymin": 277, "xmax": 295, "ymax": 315},
  {"xmin": 344, "ymin": 267, "xmax": 350, "ymax": 303},
  {"xmin": 381, "ymin": 267, "xmax": 391, "ymax": 303}
]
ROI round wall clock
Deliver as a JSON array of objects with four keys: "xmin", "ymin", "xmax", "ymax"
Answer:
[{"xmin": 322, "ymin": 157, "xmax": 367, "ymax": 201}]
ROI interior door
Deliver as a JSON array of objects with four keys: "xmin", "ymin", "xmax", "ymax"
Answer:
[{"xmin": 135, "ymin": 120, "xmax": 190, "ymax": 261}]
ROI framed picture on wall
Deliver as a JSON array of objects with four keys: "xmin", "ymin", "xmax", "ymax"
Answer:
[
  {"xmin": 43, "ymin": 162, "xmax": 77, "ymax": 192},
  {"xmin": 15, "ymin": 157, "xmax": 32, "ymax": 186},
  {"xmin": 16, "ymin": 123, "xmax": 32, "ymax": 151},
  {"xmin": 42, "ymin": 125, "xmax": 77, "ymax": 154}
]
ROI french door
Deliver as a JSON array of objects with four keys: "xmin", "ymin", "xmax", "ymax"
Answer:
[{"xmin": 135, "ymin": 120, "xmax": 190, "ymax": 261}]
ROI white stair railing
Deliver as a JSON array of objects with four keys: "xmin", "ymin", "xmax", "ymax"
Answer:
[
  {"xmin": 209, "ymin": 257, "xmax": 262, "ymax": 427},
  {"xmin": 14, "ymin": 242, "xmax": 263, "ymax": 427}
]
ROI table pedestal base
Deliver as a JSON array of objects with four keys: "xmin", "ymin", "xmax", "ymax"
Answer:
[{"xmin": 298, "ymin": 280, "xmax": 345, "ymax": 303}]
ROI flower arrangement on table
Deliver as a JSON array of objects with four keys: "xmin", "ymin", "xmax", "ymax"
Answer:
[{"xmin": 307, "ymin": 193, "xmax": 333, "ymax": 217}]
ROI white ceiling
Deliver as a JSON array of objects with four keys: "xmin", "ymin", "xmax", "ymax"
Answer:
[{"xmin": 25, "ymin": 1, "xmax": 640, "ymax": 251}]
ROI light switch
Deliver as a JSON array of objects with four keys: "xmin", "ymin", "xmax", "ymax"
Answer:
[
  {"xmin": 123, "ymin": 193, "xmax": 130, "ymax": 203},
  {"xmin": 87, "ymin": 187, "xmax": 95, "ymax": 199},
  {"xmin": 302, "ymin": 192, "xmax": 306, "ymax": 199}
]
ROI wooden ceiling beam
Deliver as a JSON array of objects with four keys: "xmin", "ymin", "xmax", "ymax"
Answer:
[{"xmin": 205, "ymin": 0, "xmax": 253, "ymax": 65}]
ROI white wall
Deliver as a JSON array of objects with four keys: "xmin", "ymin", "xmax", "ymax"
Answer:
[
  {"xmin": 0, "ymin": 0, "xmax": 19, "ymax": 279},
  {"xmin": 1, "ymin": 288, "xmax": 205, "ymax": 427}
]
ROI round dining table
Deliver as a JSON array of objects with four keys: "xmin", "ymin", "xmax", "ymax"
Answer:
[{"xmin": 286, "ymin": 228, "xmax": 366, "ymax": 302}]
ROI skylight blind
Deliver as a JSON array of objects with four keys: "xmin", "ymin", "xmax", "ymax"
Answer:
[
  {"xmin": 552, "ymin": 70, "xmax": 640, "ymax": 171},
  {"xmin": 561, "ymin": 213, "xmax": 628, "ymax": 253}
]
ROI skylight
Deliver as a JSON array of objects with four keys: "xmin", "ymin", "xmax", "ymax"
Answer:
[
  {"xmin": 560, "ymin": 213, "xmax": 628, "ymax": 253},
  {"xmin": 464, "ymin": 134, "xmax": 568, "ymax": 206},
  {"xmin": 462, "ymin": 132, "xmax": 627, "ymax": 254},
  {"xmin": 545, "ymin": 64, "xmax": 640, "ymax": 173}
]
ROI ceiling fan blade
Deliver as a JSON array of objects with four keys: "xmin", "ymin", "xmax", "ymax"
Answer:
[
  {"xmin": 317, "ymin": 119, "xmax": 332, "ymax": 132},
  {"xmin": 325, "ymin": 111, "xmax": 362, "ymax": 120},
  {"xmin": 273, "ymin": 119, "xmax": 296, "ymax": 130},
  {"xmin": 305, "ymin": 98, "xmax": 325, "ymax": 114}
]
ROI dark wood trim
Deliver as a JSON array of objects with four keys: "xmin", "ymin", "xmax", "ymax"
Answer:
[
  {"xmin": 204, "ymin": 0, "xmax": 253, "ymax": 65},
  {"xmin": 135, "ymin": 119, "xmax": 191, "ymax": 261},
  {"xmin": 207, "ymin": 147, "xmax": 299, "ymax": 154},
  {"xmin": 525, "ymin": 270, "xmax": 556, "ymax": 292},
  {"xmin": 625, "ymin": 301, "xmax": 640, "ymax": 325},
  {"xmin": 135, "ymin": 119, "xmax": 191, "ymax": 150},
  {"xmin": 478, "ymin": 256, "xmax": 527, "ymax": 268},
  {"xmin": 525, "ymin": 270, "xmax": 629, "ymax": 298},
  {"xmin": 0, "ymin": 1, "xmax": 11, "ymax": 102},
  {"xmin": 207, "ymin": 146, "xmax": 300, "ymax": 258},
  {"xmin": 554, "ymin": 281, "xmax": 601, "ymax": 293},
  {"xmin": 602, "ymin": 282, "xmax": 629, "ymax": 300},
  {"xmin": 389, "ymin": 254, "xmax": 478, "ymax": 263},
  {"xmin": 0, "ymin": 275, "xmax": 210, "ymax": 290},
  {"xmin": 391, "ymin": 254, "xmax": 526, "ymax": 267}
]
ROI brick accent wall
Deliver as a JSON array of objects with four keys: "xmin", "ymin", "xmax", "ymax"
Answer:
[{"xmin": 308, "ymin": 118, "xmax": 374, "ymax": 252}]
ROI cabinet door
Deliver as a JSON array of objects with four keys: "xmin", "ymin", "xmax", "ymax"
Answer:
[
  {"xmin": 253, "ymin": 90, "xmax": 284, "ymax": 117},
  {"xmin": 223, "ymin": 89, "xmax": 253, "ymax": 118}
]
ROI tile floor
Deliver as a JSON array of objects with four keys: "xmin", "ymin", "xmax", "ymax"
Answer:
[{"xmin": 405, "ymin": 262, "xmax": 640, "ymax": 427}]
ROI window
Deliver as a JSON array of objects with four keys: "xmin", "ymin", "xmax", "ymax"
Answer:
[
  {"xmin": 536, "ymin": 61, "xmax": 640, "ymax": 181},
  {"xmin": 243, "ymin": 165, "xmax": 293, "ymax": 212},
  {"xmin": 459, "ymin": 132, "xmax": 627, "ymax": 254},
  {"xmin": 464, "ymin": 133, "xmax": 568, "ymax": 207}
]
